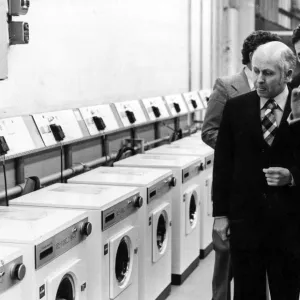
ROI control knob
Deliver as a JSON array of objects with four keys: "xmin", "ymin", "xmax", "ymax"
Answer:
[
  {"xmin": 11, "ymin": 263, "xmax": 26, "ymax": 281},
  {"xmin": 134, "ymin": 196, "xmax": 143, "ymax": 208},
  {"xmin": 198, "ymin": 163, "xmax": 204, "ymax": 172},
  {"xmin": 80, "ymin": 222, "xmax": 92, "ymax": 237},
  {"xmin": 169, "ymin": 177, "xmax": 176, "ymax": 187}
]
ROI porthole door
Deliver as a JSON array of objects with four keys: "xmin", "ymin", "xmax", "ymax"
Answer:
[
  {"xmin": 47, "ymin": 259, "xmax": 87, "ymax": 300},
  {"xmin": 152, "ymin": 202, "xmax": 171, "ymax": 263},
  {"xmin": 109, "ymin": 225, "xmax": 138, "ymax": 299},
  {"xmin": 184, "ymin": 184, "xmax": 200, "ymax": 235}
]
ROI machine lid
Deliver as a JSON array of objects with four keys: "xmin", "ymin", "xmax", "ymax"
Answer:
[
  {"xmin": 0, "ymin": 245, "xmax": 22, "ymax": 263},
  {"xmin": 0, "ymin": 206, "xmax": 87, "ymax": 244},
  {"xmin": 146, "ymin": 144, "xmax": 213, "ymax": 158},
  {"xmin": 68, "ymin": 166, "xmax": 172, "ymax": 187},
  {"xmin": 10, "ymin": 183, "xmax": 140, "ymax": 210},
  {"xmin": 114, "ymin": 153, "xmax": 201, "ymax": 169}
]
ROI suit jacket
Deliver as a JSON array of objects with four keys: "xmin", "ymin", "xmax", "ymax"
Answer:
[
  {"xmin": 213, "ymin": 89, "xmax": 300, "ymax": 249},
  {"xmin": 202, "ymin": 68, "xmax": 251, "ymax": 149}
]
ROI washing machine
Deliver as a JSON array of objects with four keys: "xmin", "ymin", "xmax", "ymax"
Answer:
[
  {"xmin": 146, "ymin": 144, "xmax": 214, "ymax": 258},
  {"xmin": 0, "ymin": 205, "xmax": 91, "ymax": 300},
  {"xmin": 0, "ymin": 245, "xmax": 26, "ymax": 299},
  {"xmin": 10, "ymin": 183, "xmax": 142, "ymax": 300},
  {"xmin": 114, "ymin": 154, "xmax": 202, "ymax": 285},
  {"xmin": 68, "ymin": 166, "xmax": 174, "ymax": 300}
]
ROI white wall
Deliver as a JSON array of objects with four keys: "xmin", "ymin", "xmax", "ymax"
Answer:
[{"xmin": 0, "ymin": 0, "xmax": 190, "ymax": 117}]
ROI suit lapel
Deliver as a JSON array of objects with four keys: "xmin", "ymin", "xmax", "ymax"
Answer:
[{"xmin": 243, "ymin": 91, "xmax": 264, "ymax": 146}]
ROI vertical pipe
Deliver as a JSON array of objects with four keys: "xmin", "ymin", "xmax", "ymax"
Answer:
[
  {"xmin": 188, "ymin": 0, "xmax": 192, "ymax": 92},
  {"xmin": 64, "ymin": 145, "xmax": 72, "ymax": 170},
  {"xmin": 15, "ymin": 157, "xmax": 25, "ymax": 185}
]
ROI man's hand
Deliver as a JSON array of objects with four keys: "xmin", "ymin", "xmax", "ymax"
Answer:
[
  {"xmin": 213, "ymin": 217, "xmax": 229, "ymax": 241},
  {"xmin": 263, "ymin": 167, "xmax": 291, "ymax": 186},
  {"xmin": 291, "ymin": 87, "xmax": 300, "ymax": 119}
]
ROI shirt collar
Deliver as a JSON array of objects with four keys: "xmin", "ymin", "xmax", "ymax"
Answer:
[
  {"xmin": 260, "ymin": 85, "xmax": 288, "ymax": 111},
  {"xmin": 244, "ymin": 66, "xmax": 254, "ymax": 90}
]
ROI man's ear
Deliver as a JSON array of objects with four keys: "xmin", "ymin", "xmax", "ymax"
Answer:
[{"xmin": 286, "ymin": 69, "xmax": 293, "ymax": 82}]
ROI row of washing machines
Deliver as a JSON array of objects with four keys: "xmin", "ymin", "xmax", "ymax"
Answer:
[{"xmin": 0, "ymin": 131, "xmax": 214, "ymax": 300}]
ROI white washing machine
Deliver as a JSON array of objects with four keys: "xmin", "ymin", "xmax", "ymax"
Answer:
[
  {"xmin": 114, "ymin": 154, "xmax": 202, "ymax": 285},
  {"xmin": 0, "ymin": 245, "xmax": 26, "ymax": 299},
  {"xmin": 10, "ymin": 183, "xmax": 141, "ymax": 300},
  {"xmin": 146, "ymin": 144, "xmax": 214, "ymax": 259},
  {"xmin": 0, "ymin": 206, "xmax": 91, "ymax": 300},
  {"xmin": 68, "ymin": 166, "xmax": 174, "ymax": 300}
]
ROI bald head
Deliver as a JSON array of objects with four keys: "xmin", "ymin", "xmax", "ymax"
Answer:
[
  {"xmin": 252, "ymin": 41, "xmax": 296, "ymax": 98},
  {"xmin": 252, "ymin": 41, "xmax": 296, "ymax": 74}
]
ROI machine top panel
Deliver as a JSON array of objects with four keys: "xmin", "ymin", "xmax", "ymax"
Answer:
[
  {"xmin": 146, "ymin": 144, "xmax": 213, "ymax": 158},
  {"xmin": 114, "ymin": 153, "xmax": 201, "ymax": 169},
  {"xmin": 172, "ymin": 136, "xmax": 206, "ymax": 145},
  {"xmin": 69, "ymin": 166, "xmax": 172, "ymax": 187},
  {"xmin": 0, "ymin": 245, "xmax": 22, "ymax": 263},
  {"xmin": 0, "ymin": 206, "xmax": 87, "ymax": 244},
  {"xmin": 11, "ymin": 183, "xmax": 139, "ymax": 210}
]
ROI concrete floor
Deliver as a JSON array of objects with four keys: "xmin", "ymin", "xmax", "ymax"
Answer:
[{"xmin": 168, "ymin": 251, "xmax": 214, "ymax": 300}]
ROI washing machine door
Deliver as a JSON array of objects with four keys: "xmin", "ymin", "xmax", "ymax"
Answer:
[
  {"xmin": 109, "ymin": 225, "xmax": 138, "ymax": 299},
  {"xmin": 152, "ymin": 203, "xmax": 171, "ymax": 263},
  {"xmin": 184, "ymin": 184, "xmax": 200, "ymax": 235},
  {"xmin": 205, "ymin": 174, "xmax": 213, "ymax": 217},
  {"xmin": 47, "ymin": 259, "xmax": 87, "ymax": 300}
]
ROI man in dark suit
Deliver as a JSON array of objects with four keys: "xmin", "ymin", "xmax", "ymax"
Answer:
[
  {"xmin": 290, "ymin": 24, "xmax": 300, "ymax": 89},
  {"xmin": 213, "ymin": 41, "xmax": 300, "ymax": 300},
  {"xmin": 202, "ymin": 30, "xmax": 280, "ymax": 300}
]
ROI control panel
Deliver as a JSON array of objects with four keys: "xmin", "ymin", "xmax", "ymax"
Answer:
[
  {"xmin": 114, "ymin": 100, "xmax": 147, "ymax": 127},
  {"xmin": 182, "ymin": 161, "xmax": 203, "ymax": 184},
  {"xmin": 0, "ymin": 117, "xmax": 36, "ymax": 156},
  {"xmin": 182, "ymin": 91, "xmax": 205, "ymax": 112},
  {"xmin": 140, "ymin": 96, "xmax": 170, "ymax": 121},
  {"xmin": 164, "ymin": 94, "xmax": 188, "ymax": 117},
  {"xmin": 198, "ymin": 90, "xmax": 212, "ymax": 108},
  {"xmin": 0, "ymin": 254, "xmax": 25, "ymax": 293},
  {"xmin": 79, "ymin": 104, "xmax": 120, "ymax": 135},
  {"xmin": 35, "ymin": 217, "xmax": 91, "ymax": 269},
  {"xmin": 147, "ymin": 175, "xmax": 175, "ymax": 204},
  {"xmin": 102, "ymin": 192, "xmax": 142, "ymax": 231},
  {"xmin": 32, "ymin": 110, "xmax": 84, "ymax": 146}
]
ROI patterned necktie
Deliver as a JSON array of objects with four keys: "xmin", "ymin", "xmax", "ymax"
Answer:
[{"xmin": 261, "ymin": 98, "xmax": 278, "ymax": 146}]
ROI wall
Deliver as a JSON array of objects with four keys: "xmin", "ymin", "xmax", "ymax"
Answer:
[{"xmin": 0, "ymin": 0, "xmax": 191, "ymax": 117}]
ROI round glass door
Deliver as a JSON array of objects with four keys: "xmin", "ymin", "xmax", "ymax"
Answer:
[
  {"xmin": 56, "ymin": 274, "xmax": 75, "ymax": 300},
  {"xmin": 189, "ymin": 194, "xmax": 197, "ymax": 227},
  {"xmin": 115, "ymin": 236, "xmax": 131, "ymax": 285},
  {"xmin": 157, "ymin": 212, "xmax": 167, "ymax": 252}
]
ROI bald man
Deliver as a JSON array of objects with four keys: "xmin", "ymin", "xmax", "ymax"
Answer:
[{"xmin": 212, "ymin": 41, "xmax": 300, "ymax": 300}]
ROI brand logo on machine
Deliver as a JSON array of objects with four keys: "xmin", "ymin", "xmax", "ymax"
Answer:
[
  {"xmin": 56, "ymin": 230, "xmax": 77, "ymax": 250},
  {"xmin": 104, "ymin": 243, "xmax": 108, "ymax": 255},
  {"xmin": 39, "ymin": 284, "xmax": 45, "ymax": 299}
]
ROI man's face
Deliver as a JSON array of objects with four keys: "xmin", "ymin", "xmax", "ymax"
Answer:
[
  {"xmin": 252, "ymin": 54, "xmax": 286, "ymax": 99},
  {"xmin": 294, "ymin": 40, "xmax": 300, "ymax": 63}
]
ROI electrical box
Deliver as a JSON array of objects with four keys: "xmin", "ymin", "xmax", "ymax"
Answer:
[
  {"xmin": 0, "ymin": 117, "xmax": 37, "ymax": 157},
  {"xmin": 182, "ymin": 91, "xmax": 205, "ymax": 112},
  {"xmin": 79, "ymin": 104, "xmax": 120, "ymax": 135},
  {"xmin": 164, "ymin": 94, "xmax": 189, "ymax": 117},
  {"xmin": 113, "ymin": 100, "xmax": 147, "ymax": 127},
  {"xmin": 0, "ymin": 0, "xmax": 9, "ymax": 80},
  {"xmin": 32, "ymin": 110, "xmax": 84, "ymax": 146},
  {"xmin": 9, "ymin": 21, "xmax": 29, "ymax": 45},
  {"xmin": 8, "ymin": 0, "xmax": 29, "ymax": 16},
  {"xmin": 198, "ymin": 90, "xmax": 212, "ymax": 108},
  {"xmin": 140, "ymin": 96, "xmax": 170, "ymax": 121}
]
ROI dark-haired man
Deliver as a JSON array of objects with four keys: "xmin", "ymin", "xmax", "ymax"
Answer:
[
  {"xmin": 201, "ymin": 30, "xmax": 281, "ymax": 300},
  {"xmin": 290, "ymin": 25, "xmax": 300, "ymax": 88}
]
